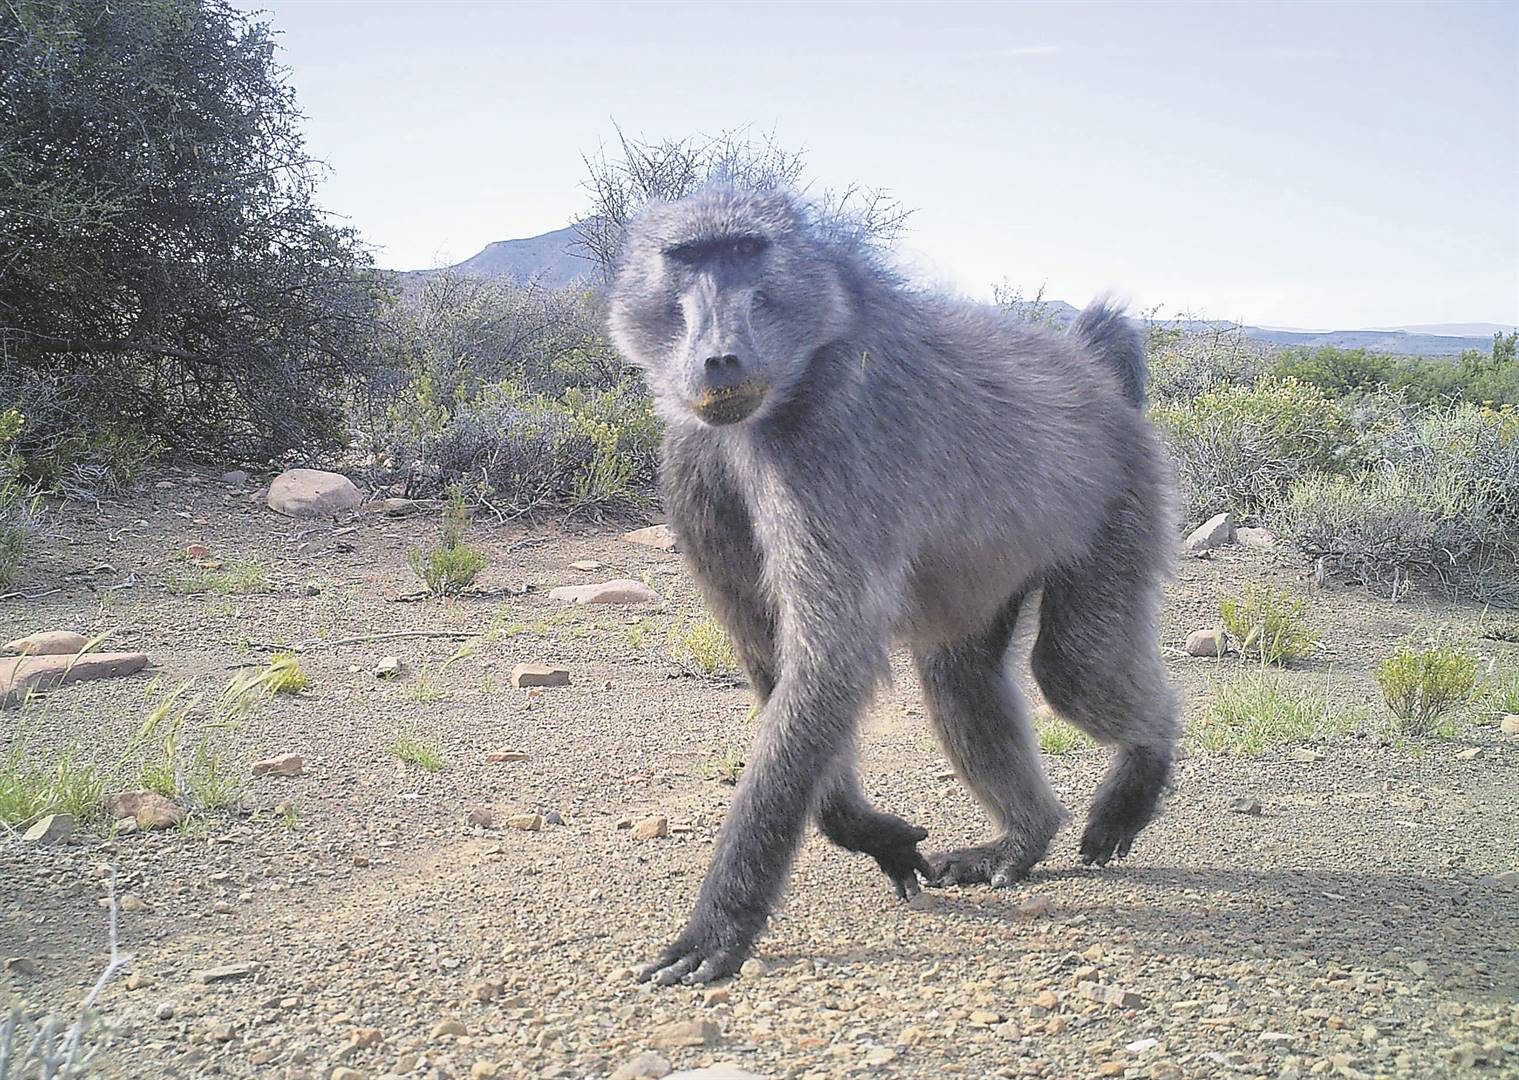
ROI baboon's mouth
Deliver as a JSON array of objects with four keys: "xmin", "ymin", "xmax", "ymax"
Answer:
[{"xmin": 690, "ymin": 382, "xmax": 768, "ymax": 425}]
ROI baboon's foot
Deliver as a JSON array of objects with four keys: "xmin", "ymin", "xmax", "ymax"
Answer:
[
  {"xmin": 1080, "ymin": 745, "xmax": 1172, "ymax": 867},
  {"xmin": 927, "ymin": 832, "xmax": 1050, "ymax": 889}
]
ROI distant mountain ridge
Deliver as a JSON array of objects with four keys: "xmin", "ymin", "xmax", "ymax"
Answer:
[{"xmin": 400, "ymin": 227, "xmax": 1510, "ymax": 358}]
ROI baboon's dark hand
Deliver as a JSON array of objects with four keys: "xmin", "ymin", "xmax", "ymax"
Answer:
[
  {"xmin": 636, "ymin": 910, "xmax": 754, "ymax": 987},
  {"xmin": 868, "ymin": 821, "xmax": 933, "ymax": 900}
]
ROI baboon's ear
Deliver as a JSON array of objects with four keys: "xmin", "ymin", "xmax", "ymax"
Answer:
[{"xmin": 820, "ymin": 270, "xmax": 856, "ymax": 340}]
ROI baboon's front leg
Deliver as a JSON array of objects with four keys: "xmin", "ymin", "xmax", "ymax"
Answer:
[{"xmin": 638, "ymin": 602, "xmax": 889, "ymax": 986}]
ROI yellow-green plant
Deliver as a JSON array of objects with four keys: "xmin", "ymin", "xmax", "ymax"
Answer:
[
  {"xmin": 671, "ymin": 617, "xmax": 740, "ymax": 680},
  {"xmin": 1220, "ymin": 584, "xmax": 1318, "ymax": 664},
  {"xmin": 408, "ymin": 486, "xmax": 487, "ymax": 597},
  {"xmin": 1194, "ymin": 672, "xmax": 1360, "ymax": 754},
  {"xmin": 385, "ymin": 734, "xmax": 444, "ymax": 772},
  {"xmin": 1376, "ymin": 641, "xmax": 1480, "ymax": 735},
  {"xmin": 1035, "ymin": 711, "xmax": 1088, "ymax": 756}
]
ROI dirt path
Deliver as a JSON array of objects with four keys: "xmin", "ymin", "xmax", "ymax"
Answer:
[{"xmin": 2, "ymin": 467, "xmax": 1516, "ymax": 1079}]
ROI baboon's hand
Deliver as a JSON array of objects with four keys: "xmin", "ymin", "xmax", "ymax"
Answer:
[
  {"xmin": 636, "ymin": 910, "xmax": 753, "ymax": 987},
  {"xmin": 864, "ymin": 817, "xmax": 933, "ymax": 900}
]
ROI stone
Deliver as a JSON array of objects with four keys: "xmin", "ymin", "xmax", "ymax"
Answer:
[
  {"xmin": 1456, "ymin": 747, "xmax": 1482, "ymax": 761},
  {"xmin": 23, "ymin": 813, "xmax": 74, "ymax": 845},
  {"xmin": 623, "ymin": 524, "xmax": 678, "ymax": 552},
  {"xmin": 632, "ymin": 815, "xmax": 669, "ymax": 840},
  {"xmin": 330, "ymin": 1069, "xmax": 365, "ymax": 1080},
  {"xmin": 504, "ymin": 813, "xmax": 543, "ymax": 832},
  {"xmin": 969, "ymin": 1009, "xmax": 1002, "ymax": 1026},
  {"xmin": 1229, "ymin": 796, "xmax": 1263, "ymax": 815},
  {"xmin": 155, "ymin": 1002, "xmax": 175, "ymax": 1021},
  {"xmin": 610, "ymin": 1053, "xmax": 673, "ymax": 1080},
  {"xmin": 373, "ymin": 656, "xmax": 404, "ymax": 679},
  {"xmin": 549, "ymin": 579, "xmax": 660, "ymax": 606},
  {"xmin": 510, "ymin": 663, "xmax": 571, "ymax": 688},
  {"xmin": 195, "ymin": 962, "xmax": 257, "ymax": 983},
  {"xmin": 1077, "ymin": 981, "xmax": 1146, "ymax": 1009},
  {"xmin": 486, "ymin": 749, "xmax": 531, "ymax": 763},
  {"xmin": 1016, "ymin": 895, "xmax": 1053, "ymax": 919},
  {"xmin": 703, "ymin": 987, "xmax": 731, "ymax": 1006},
  {"xmin": 864, "ymin": 1047, "xmax": 898, "ymax": 1066},
  {"xmin": 1185, "ymin": 627, "xmax": 1227, "ymax": 657},
  {"xmin": 739, "ymin": 958, "xmax": 768, "ymax": 979},
  {"xmin": 1500, "ymin": 714, "xmax": 1519, "ymax": 735},
  {"xmin": 570, "ymin": 559, "xmax": 603, "ymax": 572},
  {"xmin": 251, "ymin": 753, "xmax": 305, "ymax": 778},
  {"xmin": 1490, "ymin": 870, "xmax": 1519, "ymax": 888},
  {"xmin": 4, "ymin": 956, "xmax": 39, "ymax": 976},
  {"xmin": 4, "ymin": 630, "xmax": 90, "ymax": 656},
  {"xmin": 1182, "ymin": 512, "xmax": 1234, "ymax": 554},
  {"xmin": 1288, "ymin": 747, "xmax": 1323, "ymax": 764},
  {"xmin": 103, "ymin": 789, "xmax": 183, "ymax": 830},
  {"xmin": 429, "ymin": 1019, "xmax": 468, "ymax": 1038},
  {"xmin": 651, "ymin": 1018, "xmax": 719, "ymax": 1049},
  {"xmin": 264, "ymin": 468, "xmax": 363, "ymax": 518},
  {"xmin": 369, "ymin": 497, "xmax": 421, "ymax": 517},
  {"xmin": 185, "ymin": 542, "xmax": 213, "ymax": 561},
  {"xmin": 470, "ymin": 1063, "xmax": 500, "ymax": 1079},
  {"xmin": 1236, "ymin": 526, "xmax": 1276, "ymax": 550},
  {"xmin": 467, "ymin": 809, "xmax": 495, "ymax": 829},
  {"xmin": 665, "ymin": 1071, "xmax": 763, "ymax": 1080},
  {"xmin": 220, "ymin": 470, "xmax": 249, "ymax": 486},
  {"xmin": 1, "ymin": 652, "xmax": 150, "ymax": 707}
]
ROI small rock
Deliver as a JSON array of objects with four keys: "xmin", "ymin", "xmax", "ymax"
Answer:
[
  {"xmin": 470, "ymin": 1063, "xmax": 500, "ymax": 1079},
  {"xmin": 1456, "ymin": 747, "xmax": 1482, "ymax": 761},
  {"xmin": 195, "ymin": 962, "xmax": 257, "ymax": 983},
  {"xmin": 1288, "ymin": 747, "xmax": 1323, "ymax": 764},
  {"xmin": 1015, "ymin": 895, "xmax": 1053, "ymax": 919},
  {"xmin": 1033, "ymin": 990, "xmax": 1059, "ymax": 1011},
  {"xmin": 208, "ymin": 1021, "xmax": 234, "ymax": 1042},
  {"xmin": 623, "ymin": 524, "xmax": 679, "ymax": 551},
  {"xmin": 651, "ymin": 1018, "xmax": 720, "ymax": 1049},
  {"xmin": 3, "ymin": 630, "xmax": 90, "ymax": 656},
  {"xmin": 369, "ymin": 497, "xmax": 421, "ymax": 516},
  {"xmin": 544, "ymin": 810, "xmax": 564, "ymax": 825},
  {"xmin": 22, "ymin": 813, "xmax": 74, "ymax": 845},
  {"xmin": 1408, "ymin": 959, "xmax": 1430, "ymax": 977},
  {"xmin": 570, "ymin": 559, "xmax": 603, "ymax": 571},
  {"xmin": 186, "ymin": 542, "xmax": 213, "ymax": 561},
  {"xmin": 212, "ymin": 899, "xmax": 231, "ymax": 915},
  {"xmin": 510, "ymin": 663, "xmax": 571, "ymax": 688},
  {"xmin": 265, "ymin": 468, "xmax": 363, "ymax": 518},
  {"xmin": 156, "ymin": 1002, "xmax": 175, "ymax": 1021},
  {"xmin": 486, "ymin": 749, "xmax": 532, "ymax": 763},
  {"xmin": 1236, "ymin": 526, "xmax": 1276, "ymax": 550},
  {"xmin": 549, "ymin": 579, "xmax": 661, "ymax": 606},
  {"xmin": 1184, "ymin": 627, "xmax": 1227, "ymax": 657},
  {"xmin": 373, "ymin": 656, "xmax": 404, "ymax": 679},
  {"xmin": 2, "ymin": 652, "xmax": 151, "ymax": 707},
  {"xmin": 632, "ymin": 815, "xmax": 669, "ymax": 840},
  {"xmin": 864, "ymin": 1047, "xmax": 898, "ymax": 1066},
  {"xmin": 329, "ymin": 1069, "xmax": 365, "ymax": 1080},
  {"xmin": 665, "ymin": 1070, "xmax": 763, "ymax": 1080},
  {"xmin": 5, "ymin": 956, "xmax": 40, "ymax": 976},
  {"xmin": 1500, "ymin": 714, "xmax": 1519, "ymax": 735},
  {"xmin": 467, "ymin": 809, "xmax": 495, "ymax": 830},
  {"xmin": 1077, "ymin": 980, "xmax": 1146, "ymax": 1009},
  {"xmin": 703, "ymin": 987, "xmax": 731, "ymax": 1006},
  {"xmin": 103, "ymin": 790, "xmax": 183, "ymax": 830},
  {"xmin": 739, "ymin": 958, "xmax": 768, "ymax": 979},
  {"xmin": 1490, "ymin": 870, "xmax": 1519, "ymax": 889},
  {"xmin": 429, "ymin": 1019, "xmax": 468, "ymax": 1038},
  {"xmin": 1229, "ymin": 796, "xmax": 1263, "ymax": 815},
  {"xmin": 220, "ymin": 470, "xmax": 248, "ymax": 486},
  {"xmin": 251, "ymin": 753, "xmax": 305, "ymax": 778},
  {"xmin": 610, "ymin": 1051, "xmax": 673, "ymax": 1080},
  {"xmin": 969, "ymin": 1009, "xmax": 1002, "ymax": 1026},
  {"xmin": 504, "ymin": 813, "xmax": 543, "ymax": 832},
  {"xmin": 1182, "ymin": 512, "xmax": 1234, "ymax": 554}
]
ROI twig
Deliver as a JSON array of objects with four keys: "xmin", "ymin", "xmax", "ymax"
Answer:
[
  {"xmin": 247, "ymin": 629, "xmax": 484, "ymax": 653},
  {"xmin": 0, "ymin": 587, "xmax": 60, "ymax": 602}
]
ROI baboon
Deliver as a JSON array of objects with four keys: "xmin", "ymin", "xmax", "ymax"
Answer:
[{"xmin": 607, "ymin": 188, "xmax": 1179, "ymax": 986}]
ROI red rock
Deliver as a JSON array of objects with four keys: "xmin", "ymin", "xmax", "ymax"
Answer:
[{"xmin": 1, "ymin": 652, "xmax": 149, "ymax": 706}]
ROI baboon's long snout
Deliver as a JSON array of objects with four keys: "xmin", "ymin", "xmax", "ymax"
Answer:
[{"xmin": 690, "ymin": 358, "xmax": 768, "ymax": 425}]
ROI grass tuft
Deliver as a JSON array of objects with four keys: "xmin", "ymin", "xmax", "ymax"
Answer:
[
  {"xmin": 386, "ymin": 734, "xmax": 444, "ymax": 772},
  {"xmin": 670, "ymin": 617, "xmax": 740, "ymax": 681},
  {"xmin": 1219, "ymin": 584, "xmax": 1318, "ymax": 664},
  {"xmin": 1193, "ymin": 671, "xmax": 1361, "ymax": 754}
]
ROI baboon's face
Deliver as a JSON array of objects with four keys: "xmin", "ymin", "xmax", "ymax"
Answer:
[{"xmin": 609, "ymin": 192, "xmax": 854, "ymax": 427}]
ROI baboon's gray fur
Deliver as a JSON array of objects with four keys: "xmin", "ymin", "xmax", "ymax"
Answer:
[{"xmin": 608, "ymin": 188, "xmax": 1179, "ymax": 986}]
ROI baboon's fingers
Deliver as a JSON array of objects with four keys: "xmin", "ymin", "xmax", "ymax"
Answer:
[
  {"xmin": 648, "ymin": 952, "xmax": 701, "ymax": 986},
  {"xmin": 682, "ymin": 951, "xmax": 741, "ymax": 985}
]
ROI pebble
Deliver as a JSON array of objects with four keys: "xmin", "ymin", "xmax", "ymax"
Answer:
[
  {"xmin": 651, "ymin": 1018, "xmax": 720, "ymax": 1048},
  {"xmin": 632, "ymin": 815, "xmax": 669, "ymax": 839},
  {"xmin": 1500, "ymin": 713, "xmax": 1519, "ymax": 735},
  {"xmin": 1185, "ymin": 627, "xmax": 1227, "ymax": 657},
  {"xmin": 429, "ymin": 1018, "xmax": 468, "ymax": 1038},
  {"xmin": 373, "ymin": 656, "xmax": 404, "ymax": 679},
  {"xmin": 510, "ymin": 662, "xmax": 571, "ymax": 688},
  {"xmin": 467, "ymin": 809, "xmax": 495, "ymax": 829},
  {"xmin": 1077, "ymin": 981, "xmax": 1145, "ymax": 1009},
  {"xmin": 739, "ymin": 959, "xmax": 768, "ymax": 979},
  {"xmin": 610, "ymin": 1052, "xmax": 673, "ymax": 1080},
  {"xmin": 1182, "ymin": 512, "xmax": 1234, "ymax": 554},
  {"xmin": 548, "ymin": 579, "xmax": 661, "ymax": 606},
  {"xmin": 22, "ymin": 813, "xmax": 74, "ymax": 845},
  {"xmin": 485, "ymin": 749, "xmax": 532, "ymax": 762},
  {"xmin": 622, "ymin": 524, "xmax": 678, "ymax": 551},
  {"xmin": 1229, "ymin": 796, "xmax": 1263, "ymax": 815},
  {"xmin": 570, "ymin": 559, "xmax": 604, "ymax": 571},
  {"xmin": 155, "ymin": 1002, "xmax": 175, "ymax": 1021},
  {"xmin": 505, "ymin": 813, "xmax": 544, "ymax": 831},
  {"xmin": 251, "ymin": 753, "xmax": 305, "ymax": 777}
]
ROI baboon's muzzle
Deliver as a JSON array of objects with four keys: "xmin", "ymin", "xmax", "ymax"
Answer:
[{"xmin": 690, "ymin": 381, "xmax": 768, "ymax": 425}]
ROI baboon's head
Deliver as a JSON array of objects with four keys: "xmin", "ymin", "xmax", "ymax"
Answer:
[{"xmin": 608, "ymin": 189, "xmax": 855, "ymax": 427}]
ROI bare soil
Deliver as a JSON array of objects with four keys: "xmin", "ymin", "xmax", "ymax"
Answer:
[{"xmin": 2, "ymin": 466, "xmax": 1516, "ymax": 1080}]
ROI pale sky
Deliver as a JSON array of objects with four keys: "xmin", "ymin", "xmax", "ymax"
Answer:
[{"xmin": 248, "ymin": 0, "xmax": 1518, "ymax": 330}]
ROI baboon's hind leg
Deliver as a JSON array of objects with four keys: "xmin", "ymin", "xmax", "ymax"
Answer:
[
  {"xmin": 1032, "ymin": 540, "xmax": 1179, "ymax": 867},
  {"xmin": 915, "ymin": 593, "xmax": 1069, "ymax": 888}
]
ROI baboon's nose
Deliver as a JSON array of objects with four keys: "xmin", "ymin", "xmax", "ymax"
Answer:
[{"xmin": 704, "ymin": 354, "xmax": 741, "ymax": 372}]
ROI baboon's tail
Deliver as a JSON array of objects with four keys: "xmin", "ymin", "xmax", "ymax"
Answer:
[{"xmin": 1071, "ymin": 299, "xmax": 1146, "ymax": 405}]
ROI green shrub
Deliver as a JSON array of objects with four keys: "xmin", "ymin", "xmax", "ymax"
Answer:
[
  {"xmin": 0, "ymin": 407, "xmax": 41, "ymax": 587},
  {"xmin": 1150, "ymin": 377, "xmax": 1356, "ymax": 524},
  {"xmin": 1272, "ymin": 402, "xmax": 1519, "ymax": 598},
  {"xmin": 671, "ymin": 617, "xmax": 741, "ymax": 681},
  {"xmin": 1375, "ymin": 642, "xmax": 1480, "ymax": 735},
  {"xmin": 1146, "ymin": 325, "xmax": 1270, "ymax": 402},
  {"xmin": 408, "ymin": 488, "xmax": 487, "ymax": 597},
  {"xmin": 1219, "ymin": 585, "xmax": 1318, "ymax": 664},
  {"xmin": 264, "ymin": 652, "xmax": 309, "ymax": 695},
  {"xmin": 1193, "ymin": 672, "xmax": 1360, "ymax": 754}
]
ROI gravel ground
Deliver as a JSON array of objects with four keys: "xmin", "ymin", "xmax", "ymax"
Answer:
[{"xmin": 1, "ymin": 466, "xmax": 1516, "ymax": 1080}]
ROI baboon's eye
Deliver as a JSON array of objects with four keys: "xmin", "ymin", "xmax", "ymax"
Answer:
[{"xmin": 730, "ymin": 236, "xmax": 766, "ymax": 258}]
